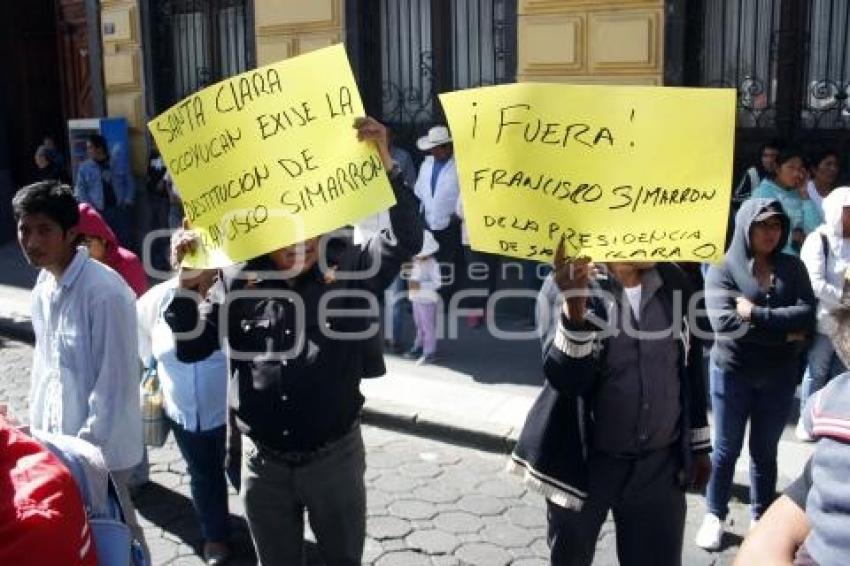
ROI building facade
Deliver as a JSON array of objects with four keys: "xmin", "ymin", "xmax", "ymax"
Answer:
[{"xmin": 3, "ymin": 0, "xmax": 850, "ymax": 244}]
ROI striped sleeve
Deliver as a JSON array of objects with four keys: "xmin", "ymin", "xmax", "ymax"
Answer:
[{"xmin": 552, "ymin": 315, "xmax": 596, "ymax": 358}]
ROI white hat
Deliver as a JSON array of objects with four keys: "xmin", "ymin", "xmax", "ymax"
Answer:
[
  {"xmin": 416, "ymin": 125, "xmax": 452, "ymax": 151},
  {"xmin": 416, "ymin": 230, "xmax": 440, "ymax": 258}
]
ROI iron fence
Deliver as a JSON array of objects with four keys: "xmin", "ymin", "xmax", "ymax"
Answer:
[
  {"xmin": 374, "ymin": 0, "xmax": 516, "ymax": 151},
  {"xmin": 149, "ymin": 0, "xmax": 254, "ymax": 113}
]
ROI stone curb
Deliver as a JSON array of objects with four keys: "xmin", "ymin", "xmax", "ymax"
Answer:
[
  {"xmin": 0, "ymin": 316, "xmax": 35, "ymax": 345},
  {"xmin": 361, "ymin": 399, "xmax": 518, "ymax": 455}
]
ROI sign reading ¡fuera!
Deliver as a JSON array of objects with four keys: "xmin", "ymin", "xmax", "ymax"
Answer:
[
  {"xmin": 148, "ymin": 44, "xmax": 395, "ymax": 268},
  {"xmin": 440, "ymin": 84, "xmax": 736, "ymax": 263}
]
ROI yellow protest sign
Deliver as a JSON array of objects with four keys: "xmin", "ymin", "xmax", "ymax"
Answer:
[
  {"xmin": 439, "ymin": 84, "xmax": 736, "ymax": 263},
  {"xmin": 148, "ymin": 44, "xmax": 395, "ymax": 268}
]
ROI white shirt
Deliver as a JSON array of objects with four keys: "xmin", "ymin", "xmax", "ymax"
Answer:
[
  {"xmin": 137, "ymin": 279, "xmax": 228, "ymax": 432},
  {"xmin": 414, "ymin": 156, "xmax": 460, "ymax": 231},
  {"xmin": 408, "ymin": 257, "xmax": 442, "ymax": 304},
  {"xmin": 29, "ymin": 247, "xmax": 143, "ymax": 471},
  {"xmin": 624, "ymin": 284, "xmax": 642, "ymax": 322},
  {"xmin": 802, "ymin": 226, "xmax": 850, "ymax": 335}
]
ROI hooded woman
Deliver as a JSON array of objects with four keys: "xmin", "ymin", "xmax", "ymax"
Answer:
[
  {"xmin": 76, "ymin": 203, "xmax": 148, "ymax": 297},
  {"xmin": 695, "ymin": 198, "xmax": 816, "ymax": 550},
  {"xmin": 796, "ymin": 186, "xmax": 850, "ymax": 441}
]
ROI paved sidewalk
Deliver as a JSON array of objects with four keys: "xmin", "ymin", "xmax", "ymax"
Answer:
[{"xmin": 0, "ymin": 337, "xmax": 814, "ymax": 565}]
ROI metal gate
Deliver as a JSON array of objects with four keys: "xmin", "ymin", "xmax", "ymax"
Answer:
[
  {"xmin": 350, "ymin": 0, "xmax": 517, "ymax": 152},
  {"xmin": 148, "ymin": 0, "xmax": 255, "ymax": 113},
  {"xmin": 686, "ymin": 0, "xmax": 850, "ymax": 171}
]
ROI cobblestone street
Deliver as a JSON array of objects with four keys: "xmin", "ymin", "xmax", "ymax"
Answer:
[{"xmin": 1, "ymin": 336, "xmax": 765, "ymax": 565}]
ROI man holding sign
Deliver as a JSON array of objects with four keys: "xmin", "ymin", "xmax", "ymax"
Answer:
[
  {"xmin": 164, "ymin": 116, "xmax": 421, "ymax": 565},
  {"xmin": 510, "ymin": 251, "xmax": 711, "ymax": 566}
]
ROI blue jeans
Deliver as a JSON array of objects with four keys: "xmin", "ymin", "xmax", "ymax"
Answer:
[
  {"xmin": 800, "ymin": 332, "xmax": 846, "ymax": 412},
  {"xmin": 169, "ymin": 420, "xmax": 230, "ymax": 542},
  {"xmin": 706, "ymin": 360, "xmax": 797, "ymax": 519}
]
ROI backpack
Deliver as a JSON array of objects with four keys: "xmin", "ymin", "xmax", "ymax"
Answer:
[
  {"xmin": 35, "ymin": 432, "xmax": 148, "ymax": 566},
  {"xmin": 0, "ymin": 420, "xmax": 98, "ymax": 566}
]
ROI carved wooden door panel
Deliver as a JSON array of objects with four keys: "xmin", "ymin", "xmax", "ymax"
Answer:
[{"xmin": 56, "ymin": 0, "xmax": 93, "ymax": 119}]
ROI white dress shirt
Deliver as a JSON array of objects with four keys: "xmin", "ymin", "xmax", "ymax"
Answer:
[
  {"xmin": 414, "ymin": 155, "xmax": 460, "ymax": 231},
  {"xmin": 29, "ymin": 247, "xmax": 143, "ymax": 471},
  {"xmin": 137, "ymin": 279, "xmax": 228, "ymax": 432}
]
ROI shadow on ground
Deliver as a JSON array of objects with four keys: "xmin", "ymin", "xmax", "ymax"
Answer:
[{"xmin": 134, "ymin": 482, "xmax": 327, "ymax": 565}]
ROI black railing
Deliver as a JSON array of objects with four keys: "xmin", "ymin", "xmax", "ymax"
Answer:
[
  {"xmin": 686, "ymin": 0, "xmax": 850, "ymax": 176},
  {"xmin": 149, "ymin": 0, "xmax": 255, "ymax": 113},
  {"xmin": 690, "ymin": 0, "xmax": 850, "ymax": 134},
  {"xmin": 368, "ymin": 0, "xmax": 516, "ymax": 152},
  {"xmin": 802, "ymin": 0, "xmax": 850, "ymax": 129}
]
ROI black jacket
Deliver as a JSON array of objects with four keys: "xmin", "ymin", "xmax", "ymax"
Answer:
[
  {"xmin": 164, "ymin": 174, "xmax": 423, "ymax": 452},
  {"xmin": 510, "ymin": 264, "xmax": 711, "ymax": 510}
]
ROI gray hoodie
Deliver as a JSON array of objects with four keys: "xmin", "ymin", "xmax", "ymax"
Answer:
[{"xmin": 802, "ymin": 372, "xmax": 850, "ymax": 566}]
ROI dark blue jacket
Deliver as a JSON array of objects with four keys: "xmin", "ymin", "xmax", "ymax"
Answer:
[{"xmin": 706, "ymin": 198, "xmax": 816, "ymax": 380}]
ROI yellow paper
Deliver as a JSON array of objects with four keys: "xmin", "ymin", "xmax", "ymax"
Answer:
[
  {"xmin": 148, "ymin": 44, "xmax": 395, "ymax": 268},
  {"xmin": 439, "ymin": 84, "xmax": 736, "ymax": 263}
]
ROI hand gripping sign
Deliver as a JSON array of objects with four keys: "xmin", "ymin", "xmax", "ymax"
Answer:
[
  {"xmin": 439, "ymin": 84, "xmax": 736, "ymax": 263},
  {"xmin": 148, "ymin": 44, "xmax": 396, "ymax": 268}
]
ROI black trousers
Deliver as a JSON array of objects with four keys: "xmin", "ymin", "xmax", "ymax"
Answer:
[{"xmin": 547, "ymin": 447, "xmax": 686, "ymax": 566}]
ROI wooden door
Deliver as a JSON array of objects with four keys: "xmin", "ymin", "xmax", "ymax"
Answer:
[{"xmin": 56, "ymin": 0, "xmax": 94, "ymax": 119}]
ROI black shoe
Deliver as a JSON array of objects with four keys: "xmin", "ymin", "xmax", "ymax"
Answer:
[{"xmin": 385, "ymin": 340, "xmax": 404, "ymax": 355}]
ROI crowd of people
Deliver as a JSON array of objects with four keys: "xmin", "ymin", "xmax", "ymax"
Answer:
[{"xmin": 5, "ymin": 118, "xmax": 850, "ymax": 566}]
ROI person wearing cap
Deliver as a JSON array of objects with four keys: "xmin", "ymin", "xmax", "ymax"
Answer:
[
  {"xmin": 414, "ymin": 125, "xmax": 462, "ymax": 295},
  {"xmin": 403, "ymin": 230, "xmax": 442, "ymax": 364},
  {"xmin": 695, "ymin": 198, "xmax": 816, "ymax": 550}
]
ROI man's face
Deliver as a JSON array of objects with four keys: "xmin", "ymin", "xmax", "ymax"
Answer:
[
  {"xmin": 17, "ymin": 213, "xmax": 77, "ymax": 269},
  {"xmin": 267, "ymin": 236, "xmax": 321, "ymax": 276},
  {"xmin": 86, "ymin": 142, "xmax": 105, "ymax": 161},
  {"xmin": 761, "ymin": 147, "xmax": 780, "ymax": 173},
  {"xmin": 430, "ymin": 144, "xmax": 453, "ymax": 161}
]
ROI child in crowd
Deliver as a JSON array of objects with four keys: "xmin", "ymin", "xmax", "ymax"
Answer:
[{"xmin": 405, "ymin": 231, "xmax": 442, "ymax": 365}]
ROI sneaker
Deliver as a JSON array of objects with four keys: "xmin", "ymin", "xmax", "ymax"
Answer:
[
  {"xmin": 416, "ymin": 353, "xmax": 439, "ymax": 366},
  {"xmin": 694, "ymin": 513, "xmax": 724, "ymax": 551},
  {"xmin": 403, "ymin": 347, "xmax": 422, "ymax": 360},
  {"xmin": 795, "ymin": 419, "xmax": 814, "ymax": 442}
]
